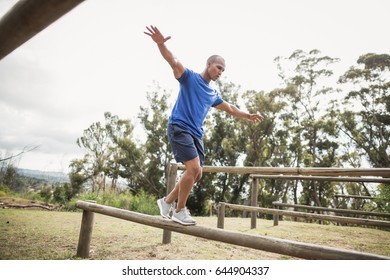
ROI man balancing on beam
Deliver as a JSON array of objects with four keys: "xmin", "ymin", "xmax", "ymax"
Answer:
[{"xmin": 144, "ymin": 25, "xmax": 264, "ymax": 226}]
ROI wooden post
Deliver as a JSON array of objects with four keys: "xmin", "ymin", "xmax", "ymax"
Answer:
[
  {"xmin": 273, "ymin": 203, "xmax": 279, "ymax": 226},
  {"xmin": 217, "ymin": 203, "xmax": 225, "ymax": 229},
  {"xmin": 251, "ymin": 178, "xmax": 258, "ymax": 229},
  {"xmin": 209, "ymin": 200, "xmax": 214, "ymax": 217},
  {"xmin": 76, "ymin": 200, "xmax": 95, "ymax": 259},
  {"xmin": 162, "ymin": 163, "xmax": 178, "ymax": 244}
]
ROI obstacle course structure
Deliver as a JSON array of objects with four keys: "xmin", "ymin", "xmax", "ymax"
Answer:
[{"xmin": 75, "ymin": 200, "xmax": 389, "ymax": 260}]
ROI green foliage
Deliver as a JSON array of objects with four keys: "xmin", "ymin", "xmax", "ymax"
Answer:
[
  {"xmin": 23, "ymin": 192, "xmax": 46, "ymax": 202},
  {"xmin": 375, "ymin": 184, "xmax": 390, "ymax": 212},
  {"xmin": 70, "ymin": 112, "xmax": 144, "ymax": 194},
  {"xmin": 0, "ymin": 184, "xmax": 10, "ymax": 194},
  {"xmin": 52, "ymin": 184, "xmax": 68, "ymax": 205},
  {"xmin": 68, "ymin": 190, "xmax": 159, "ymax": 215},
  {"xmin": 138, "ymin": 85, "xmax": 173, "ymax": 197},
  {"xmin": 338, "ymin": 53, "xmax": 390, "ymax": 168},
  {"xmin": 266, "ymin": 49, "xmax": 342, "ymax": 206},
  {"xmin": 128, "ymin": 189, "xmax": 159, "ymax": 215},
  {"xmin": 39, "ymin": 186, "xmax": 52, "ymax": 202},
  {"xmin": 98, "ymin": 191, "xmax": 130, "ymax": 209}
]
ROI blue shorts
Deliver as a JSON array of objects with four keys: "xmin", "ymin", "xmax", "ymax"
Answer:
[{"xmin": 167, "ymin": 124, "xmax": 205, "ymax": 166}]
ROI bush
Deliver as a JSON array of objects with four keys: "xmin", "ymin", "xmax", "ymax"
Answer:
[
  {"xmin": 0, "ymin": 184, "xmax": 10, "ymax": 194},
  {"xmin": 68, "ymin": 190, "xmax": 159, "ymax": 215},
  {"xmin": 129, "ymin": 190, "xmax": 159, "ymax": 215},
  {"xmin": 99, "ymin": 191, "xmax": 130, "ymax": 209},
  {"xmin": 39, "ymin": 186, "xmax": 52, "ymax": 202}
]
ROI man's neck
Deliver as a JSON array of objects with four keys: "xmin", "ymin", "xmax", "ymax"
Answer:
[{"xmin": 200, "ymin": 71, "xmax": 211, "ymax": 84}]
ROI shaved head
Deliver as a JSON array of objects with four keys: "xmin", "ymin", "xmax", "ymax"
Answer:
[{"xmin": 207, "ymin": 55, "xmax": 225, "ymax": 64}]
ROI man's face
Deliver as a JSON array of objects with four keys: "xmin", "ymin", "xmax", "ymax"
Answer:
[{"xmin": 208, "ymin": 57, "xmax": 225, "ymax": 81}]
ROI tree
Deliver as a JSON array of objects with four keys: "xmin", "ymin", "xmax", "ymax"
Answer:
[
  {"xmin": 1, "ymin": 164, "xmax": 18, "ymax": 191},
  {"xmin": 72, "ymin": 112, "xmax": 142, "ymax": 194},
  {"xmin": 338, "ymin": 53, "xmax": 390, "ymax": 168},
  {"xmin": 242, "ymin": 89, "xmax": 289, "ymax": 206},
  {"xmin": 273, "ymin": 49, "xmax": 340, "ymax": 206},
  {"xmin": 52, "ymin": 183, "xmax": 73, "ymax": 205},
  {"xmin": 138, "ymin": 84, "xmax": 173, "ymax": 196},
  {"xmin": 104, "ymin": 112, "xmax": 140, "ymax": 191},
  {"xmin": 68, "ymin": 158, "xmax": 88, "ymax": 197},
  {"xmin": 375, "ymin": 184, "xmax": 390, "ymax": 213},
  {"xmin": 76, "ymin": 119, "xmax": 109, "ymax": 193}
]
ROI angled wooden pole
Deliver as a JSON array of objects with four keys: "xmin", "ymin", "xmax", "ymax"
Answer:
[{"xmin": 0, "ymin": 0, "xmax": 85, "ymax": 60}]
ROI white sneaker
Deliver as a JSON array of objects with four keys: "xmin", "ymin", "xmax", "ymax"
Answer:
[
  {"xmin": 172, "ymin": 208, "xmax": 196, "ymax": 225},
  {"xmin": 157, "ymin": 197, "xmax": 173, "ymax": 219}
]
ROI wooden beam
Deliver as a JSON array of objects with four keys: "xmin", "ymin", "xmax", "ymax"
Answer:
[
  {"xmin": 272, "ymin": 202, "xmax": 390, "ymax": 218},
  {"xmin": 75, "ymin": 200, "xmax": 388, "ymax": 260},
  {"xmin": 220, "ymin": 202, "xmax": 390, "ymax": 228},
  {"xmin": 177, "ymin": 165, "xmax": 390, "ymax": 178},
  {"xmin": 0, "ymin": 0, "xmax": 85, "ymax": 60},
  {"xmin": 335, "ymin": 194, "xmax": 374, "ymax": 199},
  {"xmin": 250, "ymin": 174, "xmax": 390, "ymax": 183}
]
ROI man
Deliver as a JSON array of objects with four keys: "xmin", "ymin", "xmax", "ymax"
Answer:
[{"xmin": 144, "ymin": 25, "xmax": 263, "ymax": 225}]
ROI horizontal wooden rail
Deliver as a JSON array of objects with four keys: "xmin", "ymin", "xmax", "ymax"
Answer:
[
  {"xmin": 75, "ymin": 200, "xmax": 388, "ymax": 260},
  {"xmin": 219, "ymin": 203, "xmax": 390, "ymax": 228},
  {"xmin": 272, "ymin": 202, "xmax": 390, "ymax": 219},
  {"xmin": 335, "ymin": 194, "xmax": 374, "ymax": 199},
  {"xmin": 250, "ymin": 174, "xmax": 390, "ymax": 183},
  {"xmin": 177, "ymin": 165, "xmax": 390, "ymax": 177}
]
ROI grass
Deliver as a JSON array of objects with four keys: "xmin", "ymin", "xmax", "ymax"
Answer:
[{"xmin": 1, "ymin": 205, "xmax": 389, "ymax": 260}]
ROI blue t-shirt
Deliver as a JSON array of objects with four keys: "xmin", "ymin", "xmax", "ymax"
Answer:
[{"xmin": 168, "ymin": 69, "xmax": 224, "ymax": 139}]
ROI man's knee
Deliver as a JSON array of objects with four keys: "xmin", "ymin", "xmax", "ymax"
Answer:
[
  {"xmin": 185, "ymin": 161, "xmax": 202, "ymax": 182},
  {"xmin": 187, "ymin": 164, "xmax": 201, "ymax": 177},
  {"xmin": 194, "ymin": 168, "xmax": 203, "ymax": 183}
]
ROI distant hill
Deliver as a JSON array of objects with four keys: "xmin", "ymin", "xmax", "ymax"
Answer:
[{"xmin": 17, "ymin": 168, "xmax": 69, "ymax": 183}]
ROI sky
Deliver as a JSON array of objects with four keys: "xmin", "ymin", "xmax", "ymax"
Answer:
[{"xmin": 0, "ymin": 0, "xmax": 389, "ymax": 173}]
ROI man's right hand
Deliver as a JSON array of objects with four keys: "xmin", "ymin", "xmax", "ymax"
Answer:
[{"xmin": 144, "ymin": 25, "xmax": 171, "ymax": 45}]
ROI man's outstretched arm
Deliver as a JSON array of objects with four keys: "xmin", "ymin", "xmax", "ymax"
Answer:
[
  {"xmin": 215, "ymin": 101, "xmax": 264, "ymax": 122},
  {"xmin": 144, "ymin": 25, "xmax": 185, "ymax": 79}
]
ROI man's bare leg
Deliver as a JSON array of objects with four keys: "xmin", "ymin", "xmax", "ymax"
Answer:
[{"xmin": 165, "ymin": 157, "xmax": 202, "ymax": 211}]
